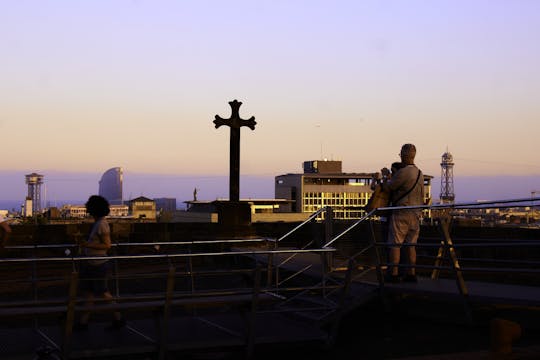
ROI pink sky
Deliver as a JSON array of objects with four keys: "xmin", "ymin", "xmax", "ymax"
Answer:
[{"xmin": 1, "ymin": 1, "xmax": 539, "ymax": 200}]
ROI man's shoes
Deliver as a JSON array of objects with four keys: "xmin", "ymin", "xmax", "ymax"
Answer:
[
  {"xmin": 106, "ymin": 318, "xmax": 126, "ymax": 330},
  {"xmin": 403, "ymin": 274, "xmax": 418, "ymax": 283},
  {"xmin": 384, "ymin": 274, "xmax": 401, "ymax": 284}
]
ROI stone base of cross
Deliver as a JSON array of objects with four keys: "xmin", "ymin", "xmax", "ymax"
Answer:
[{"xmin": 212, "ymin": 200, "xmax": 255, "ymax": 237}]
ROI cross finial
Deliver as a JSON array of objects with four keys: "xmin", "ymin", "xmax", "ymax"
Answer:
[{"xmin": 214, "ymin": 99, "xmax": 256, "ymax": 130}]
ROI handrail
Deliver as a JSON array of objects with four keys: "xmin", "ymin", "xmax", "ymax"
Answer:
[
  {"xmin": 323, "ymin": 209, "xmax": 376, "ymax": 248},
  {"xmin": 0, "ymin": 247, "xmax": 337, "ymax": 264},
  {"xmin": 5, "ymin": 238, "xmax": 269, "ymax": 250},
  {"xmin": 374, "ymin": 197, "xmax": 540, "ymax": 212},
  {"xmin": 372, "ymin": 241, "xmax": 540, "ymax": 248},
  {"xmin": 276, "ymin": 206, "xmax": 327, "ymax": 243},
  {"xmin": 325, "ymin": 196, "xmax": 540, "ymax": 249}
]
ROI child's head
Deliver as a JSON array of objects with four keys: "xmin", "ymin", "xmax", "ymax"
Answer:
[{"xmin": 391, "ymin": 162, "xmax": 406, "ymax": 174}]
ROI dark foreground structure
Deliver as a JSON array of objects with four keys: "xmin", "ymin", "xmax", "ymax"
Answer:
[{"xmin": 1, "ymin": 200, "xmax": 540, "ymax": 359}]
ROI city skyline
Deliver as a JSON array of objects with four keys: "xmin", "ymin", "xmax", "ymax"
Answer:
[
  {"xmin": 0, "ymin": 168, "xmax": 538, "ymax": 208},
  {"xmin": 1, "ymin": 1, "xmax": 539, "ymax": 198}
]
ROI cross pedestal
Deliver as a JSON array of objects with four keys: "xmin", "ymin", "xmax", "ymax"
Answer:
[{"xmin": 212, "ymin": 200, "xmax": 254, "ymax": 237}]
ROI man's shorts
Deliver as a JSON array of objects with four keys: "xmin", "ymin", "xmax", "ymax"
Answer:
[{"xmin": 388, "ymin": 210, "xmax": 420, "ymax": 247}]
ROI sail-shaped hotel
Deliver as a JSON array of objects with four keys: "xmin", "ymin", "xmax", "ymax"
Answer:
[{"xmin": 98, "ymin": 167, "xmax": 123, "ymax": 205}]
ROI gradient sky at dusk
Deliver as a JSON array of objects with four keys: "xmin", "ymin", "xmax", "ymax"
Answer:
[{"xmin": 1, "ymin": 1, "xmax": 539, "ymax": 202}]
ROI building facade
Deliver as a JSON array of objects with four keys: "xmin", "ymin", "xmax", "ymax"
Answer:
[
  {"xmin": 110, "ymin": 205, "xmax": 129, "ymax": 217},
  {"xmin": 99, "ymin": 167, "xmax": 123, "ymax": 205},
  {"xmin": 61, "ymin": 204, "xmax": 129, "ymax": 218},
  {"xmin": 275, "ymin": 160, "xmax": 432, "ymax": 220},
  {"xmin": 62, "ymin": 205, "xmax": 87, "ymax": 218},
  {"xmin": 129, "ymin": 196, "xmax": 157, "ymax": 220}
]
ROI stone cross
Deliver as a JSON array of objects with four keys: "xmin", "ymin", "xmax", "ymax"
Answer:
[{"xmin": 213, "ymin": 100, "xmax": 256, "ymax": 202}]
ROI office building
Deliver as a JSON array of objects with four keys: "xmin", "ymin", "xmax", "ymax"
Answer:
[{"xmin": 129, "ymin": 196, "xmax": 156, "ymax": 220}]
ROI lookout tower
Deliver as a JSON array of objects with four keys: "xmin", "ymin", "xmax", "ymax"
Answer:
[
  {"xmin": 25, "ymin": 173, "xmax": 44, "ymax": 214},
  {"xmin": 440, "ymin": 150, "xmax": 455, "ymax": 203}
]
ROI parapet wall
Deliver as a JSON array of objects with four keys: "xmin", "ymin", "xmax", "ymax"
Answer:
[{"xmin": 5, "ymin": 221, "xmax": 540, "ymax": 247}]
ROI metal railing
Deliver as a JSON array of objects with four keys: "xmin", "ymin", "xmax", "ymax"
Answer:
[
  {"xmin": 2, "ymin": 199, "xmax": 539, "ymax": 357},
  {"xmin": 267, "ymin": 197, "xmax": 540, "ymax": 317},
  {"xmin": 316, "ymin": 197, "xmax": 540, "ymax": 318},
  {"xmin": 0, "ymin": 239, "xmax": 341, "ymax": 359}
]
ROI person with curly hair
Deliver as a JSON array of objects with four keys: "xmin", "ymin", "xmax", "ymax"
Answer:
[{"xmin": 75, "ymin": 195, "xmax": 125, "ymax": 330}]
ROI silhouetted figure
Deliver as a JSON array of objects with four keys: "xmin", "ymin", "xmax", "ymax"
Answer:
[
  {"xmin": 75, "ymin": 195, "xmax": 125, "ymax": 330},
  {"xmin": 381, "ymin": 144, "xmax": 424, "ymax": 283}
]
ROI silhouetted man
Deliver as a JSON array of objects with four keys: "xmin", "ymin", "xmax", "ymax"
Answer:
[{"xmin": 381, "ymin": 143, "xmax": 424, "ymax": 283}]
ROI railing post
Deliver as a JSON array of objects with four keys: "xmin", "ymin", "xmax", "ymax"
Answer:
[
  {"xmin": 266, "ymin": 240, "xmax": 275, "ymax": 287},
  {"xmin": 246, "ymin": 264, "xmax": 261, "ymax": 359},
  {"xmin": 112, "ymin": 241, "xmax": 121, "ymax": 298},
  {"xmin": 188, "ymin": 253, "xmax": 195, "ymax": 294},
  {"xmin": 323, "ymin": 207, "xmax": 333, "ymax": 272},
  {"xmin": 63, "ymin": 271, "xmax": 79, "ymax": 359},
  {"xmin": 324, "ymin": 207, "xmax": 333, "ymax": 247},
  {"xmin": 328, "ymin": 258, "xmax": 354, "ymax": 347},
  {"xmin": 431, "ymin": 240, "xmax": 446, "ymax": 280},
  {"xmin": 439, "ymin": 215, "xmax": 472, "ymax": 323},
  {"xmin": 369, "ymin": 221, "xmax": 385, "ymax": 285},
  {"xmin": 159, "ymin": 265, "xmax": 176, "ymax": 360}
]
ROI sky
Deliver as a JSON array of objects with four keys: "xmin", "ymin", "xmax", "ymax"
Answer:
[{"xmin": 1, "ymin": 0, "xmax": 539, "ymax": 203}]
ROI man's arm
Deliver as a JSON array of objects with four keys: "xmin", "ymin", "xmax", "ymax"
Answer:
[
  {"xmin": 0, "ymin": 221, "xmax": 12, "ymax": 245},
  {"xmin": 381, "ymin": 167, "xmax": 408, "ymax": 193}
]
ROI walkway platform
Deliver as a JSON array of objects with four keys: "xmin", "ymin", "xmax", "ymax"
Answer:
[
  {"xmin": 379, "ymin": 278, "xmax": 540, "ymax": 307},
  {"xmin": 0, "ymin": 311, "xmax": 329, "ymax": 359}
]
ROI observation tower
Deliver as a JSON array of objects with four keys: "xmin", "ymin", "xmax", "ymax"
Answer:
[
  {"xmin": 25, "ymin": 173, "xmax": 44, "ymax": 214},
  {"xmin": 440, "ymin": 150, "xmax": 455, "ymax": 204}
]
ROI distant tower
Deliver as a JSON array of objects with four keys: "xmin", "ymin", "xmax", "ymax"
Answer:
[
  {"xmin": 440, "ymin": 150, "xmax": 455, "ymax": 203},
  {"xmin": 99, "ymin": 167, "xmax": 123, "ymax": 205},
  {"xmin": 25, "ymin": 173, "xmax": 44, "ymax": 214}
]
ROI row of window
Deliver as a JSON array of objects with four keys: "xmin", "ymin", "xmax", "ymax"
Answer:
[
  {"xmin": 302, "ymin": 206, "xmax": 367, "ymax": 219},
  {"xmin": 303, "ymin": 198, "xmax": 367, "ymax": 206},
  {"xmin": 303, "ymin": 192, "xmax": 370, "ymax": 199},
  {"xmin": 302, "ymin": 178, "xmax": 373, "ymax": 186}
]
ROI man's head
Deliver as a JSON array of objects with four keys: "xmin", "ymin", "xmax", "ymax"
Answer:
[{"xmin": 400, "ymin": 143, "xmax": 416, "ymax": 165}]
